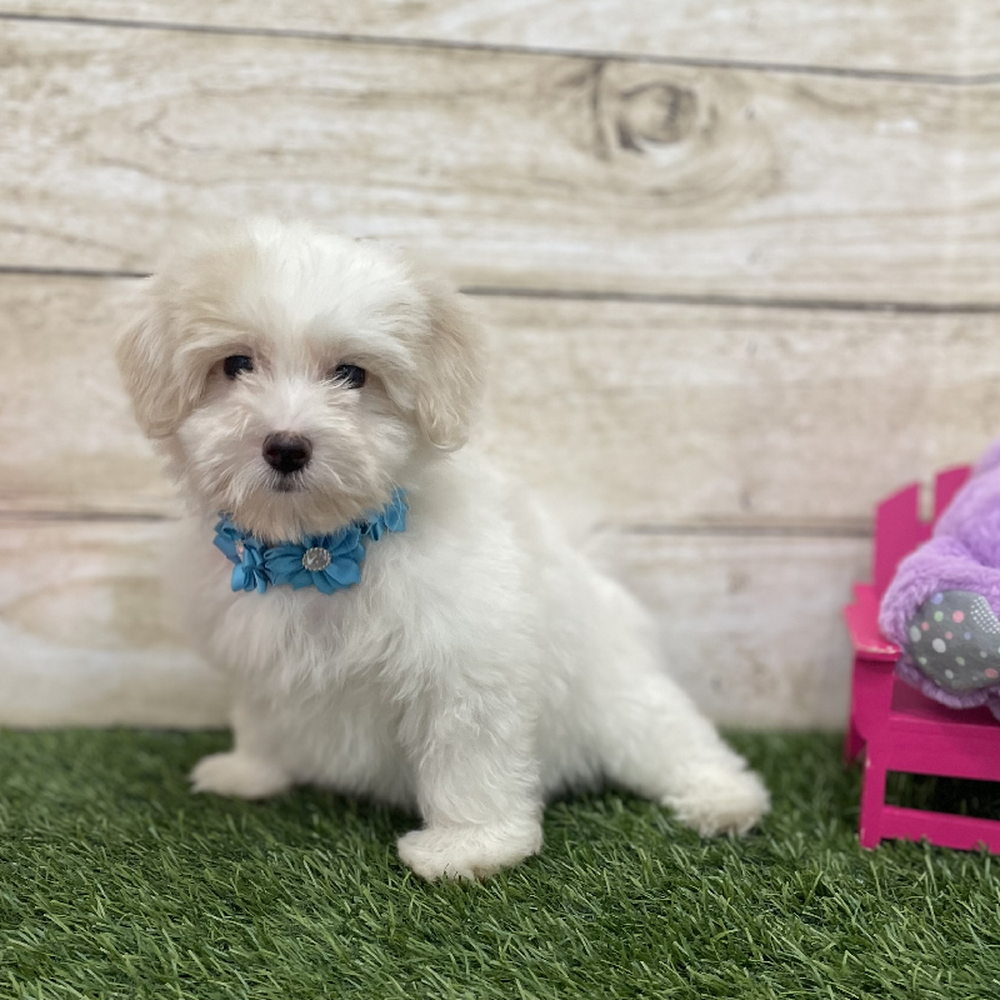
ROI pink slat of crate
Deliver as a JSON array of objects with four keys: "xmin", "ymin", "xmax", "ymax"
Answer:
[{"xmin": 845, "ymin": 465, "xmax": 1000, "ymax": 853}]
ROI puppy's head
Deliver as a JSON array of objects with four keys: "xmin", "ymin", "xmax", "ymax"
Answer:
[{"xmin": 117, "ymin": 220, "xmax": 485, "ymax": 539}]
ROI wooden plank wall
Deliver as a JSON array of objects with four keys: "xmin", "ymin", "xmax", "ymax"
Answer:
[{"xmin": 2, "ymin": 3, "xmax": 999, "ymax": 728}]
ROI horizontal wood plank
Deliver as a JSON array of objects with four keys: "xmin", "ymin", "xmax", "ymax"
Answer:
[
  {"xmin": 0, "ymin": 518, "xmax": 229, "ymax": 727},
  {"xmin": 477, "ymin": 297, "xmax": 1000, "ymax": 528},
  {"xmin": 1, "ymin": 20, "xmax": 993, "ymax": 302},
  {"xmin": 0, "ymin": 2, "xmax": 979, "ymax": 76},
  {"xmin": 0, "ymin": 277, "xmax": 176, "ymax": 515},
  {"xmin": 615, "ymin": 530, "xmax": 863, "ymax": 727},
  {"xmin": 0, "ymin": 518, "xmax": 865, "ymax": 728},
  {"xmin": 4, "ymin": 275, "xmax": 1000, "ymax": 527}
]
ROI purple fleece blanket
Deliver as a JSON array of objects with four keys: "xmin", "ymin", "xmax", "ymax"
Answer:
[{"xmin": 879, "ymin": 440, "xmax": 1000, "ymax": 719}]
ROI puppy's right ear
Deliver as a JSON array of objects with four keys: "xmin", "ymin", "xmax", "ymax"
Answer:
[{"xmin": 115, "ymin": 280, "xmax": 187, "ymax": 439}]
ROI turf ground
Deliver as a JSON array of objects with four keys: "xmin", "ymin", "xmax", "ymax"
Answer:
[{"xmin": 1, "ymin": 729, "xmax": 999, "ymax": 999}]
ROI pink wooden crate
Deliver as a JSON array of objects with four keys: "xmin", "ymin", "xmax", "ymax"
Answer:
[{"xmin": 844, "ymin": 466, "xmax": 1000, "ymax": 852}]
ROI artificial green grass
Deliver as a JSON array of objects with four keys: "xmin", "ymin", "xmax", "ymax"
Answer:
[{"xmin": 1, "ymin": 731, "xmax": 999, "ymax": 1000}]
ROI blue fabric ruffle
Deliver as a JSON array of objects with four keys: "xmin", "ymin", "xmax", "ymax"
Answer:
[{"xmin": 213, "ymin": 489, "xmax": 408, "ymax": 595}]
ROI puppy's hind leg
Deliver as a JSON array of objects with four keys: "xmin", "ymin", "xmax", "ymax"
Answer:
[{"xmin": 592, "ymin": 646, "xmax": 770, "ymax": 837}]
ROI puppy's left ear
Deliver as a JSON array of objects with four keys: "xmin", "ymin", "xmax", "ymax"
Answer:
[{"xmin": 414, "ymin": 278, "xmax": 487, "ymax": 451}]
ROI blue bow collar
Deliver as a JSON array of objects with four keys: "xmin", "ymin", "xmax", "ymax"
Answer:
[{"xmin": 213, "ymin": 489, "xmax": 408, "ymax": 594}]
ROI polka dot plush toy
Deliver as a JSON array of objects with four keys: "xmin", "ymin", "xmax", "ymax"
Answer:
[{"xmin": 880, "ymin": 440, "xmax": 1000, "ymax": 719}]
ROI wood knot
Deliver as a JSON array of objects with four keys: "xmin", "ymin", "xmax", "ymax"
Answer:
[{"xmin": 616, "ymin": 83, "xmax": 698, "ymax": 152}]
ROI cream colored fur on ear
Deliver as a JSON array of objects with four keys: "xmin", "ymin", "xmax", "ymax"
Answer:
[
  {"xmin": 116, "ymin": 280, "xmax": 190, "ymax": 439},
  {"xmin": 413, "ymin": 275, "xmax": 487, "ymax": 451}
]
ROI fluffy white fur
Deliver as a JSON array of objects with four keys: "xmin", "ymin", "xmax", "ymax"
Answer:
[{"xmin": 116, "ymin": 219, "xmax": 769, "ymax": 880}]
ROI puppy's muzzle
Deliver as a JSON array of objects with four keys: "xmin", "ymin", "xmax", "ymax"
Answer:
[{"xmin": 262, "ymin": 432, "xmax": 313, "ymax": 475}]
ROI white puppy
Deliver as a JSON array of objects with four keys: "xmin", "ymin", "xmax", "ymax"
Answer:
[{"xmin": 117, "ymin": 219, "xmax": 769, "ymax": 880}]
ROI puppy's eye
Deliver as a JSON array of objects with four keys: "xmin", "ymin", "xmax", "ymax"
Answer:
[
  {"xmin": 223, "ymin": 355, "xmax": 254, "ymax": 379},
  {"xmin": 330, "ymin": 364, "xmax": 366, "ymax": 389}
]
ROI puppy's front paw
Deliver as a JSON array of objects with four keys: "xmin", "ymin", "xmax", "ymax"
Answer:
[
  {"xmin": 397, "ymin": 820, "xmax": 543, "ymax": 881},
  {"xmin": 664, "ymin": 765, "xmax": 770, "ymax": 837},
  {"xmin": 190, "ymin": 751, "xmax": 291, "ymax": 800}
]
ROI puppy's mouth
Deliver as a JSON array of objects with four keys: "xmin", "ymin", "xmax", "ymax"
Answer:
[{"xmin": 271, "ymin": 473, "xmax": 306, "ymax": 494}]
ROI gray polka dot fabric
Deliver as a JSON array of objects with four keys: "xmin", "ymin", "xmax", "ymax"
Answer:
[{"xmin": 904, "ymin": 590, "xmax": 1000, "ymax": 692}]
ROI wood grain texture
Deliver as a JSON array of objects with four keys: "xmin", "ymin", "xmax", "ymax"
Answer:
[
  {"xmin": 0, "ymin": 7, "xmax": 988, "ymax": 733},
  {"xmin": 617, "ymin": 530, "xmax": 863, "ymax": 727},
  {"xmin": 4, "ymin": 275, "xmax": 1000, "ymax": 528},
  {"xmin": 0, "ymin": 1, "xmax": 983, "ymax": 76},
  {"xmin": 0, "ymin": 518, "xmax": 228, "ymax": 727},
  {"xmin": 0, "ymin": 276, "xmax": 174, "ymax": 516},
  {"xmin": 477, "ymin": 297, "xmax": 1000, "ymax": 528},
  {"xmin": 0, "ymin": 517, "xmax": 864, "ymax": 728},
  {"xmin": 1, "ymin": 20, "xmax": 993, "ymax": 302}
]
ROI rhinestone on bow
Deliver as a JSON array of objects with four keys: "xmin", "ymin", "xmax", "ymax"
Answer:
[{"xmin": 301, "ymin": 546, "xmax": 332, "ymax": 572}]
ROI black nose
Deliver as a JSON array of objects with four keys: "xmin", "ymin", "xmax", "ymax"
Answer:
[{"xmin": 262, "ymin": 432, "xmax": 312, "ymax": 474}]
